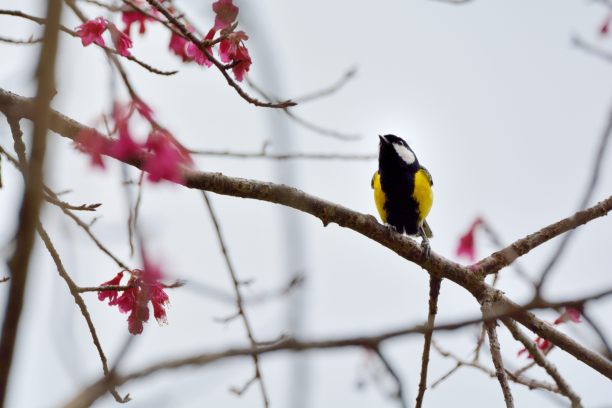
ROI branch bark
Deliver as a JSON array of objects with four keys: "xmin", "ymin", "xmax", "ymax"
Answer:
[
  {"xmin": 0, "ymin": 87, "xmax": 611, "ymax": 380},
  {"xmin": 0, "ymin": 1, "xmax": 62, "ymax": 405}
]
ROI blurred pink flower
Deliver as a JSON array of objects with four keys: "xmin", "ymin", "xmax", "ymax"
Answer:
[
  {"xmin": 455, "ymin": 218, "xmax": 483, "ymax": 262},
  {"xmin": 108, "ymin": 23, "xmax": 133, "ymax": 57},
  {"xmin": 75, "ymin": 17, "xmax": 108, "ymax": 47},
  {"xmin": 75, "ymin": 128, "xmax": 110, "ymax": 168},
  {"xmin": 212, "ymin": 0, "xmax": 238, "ymax": 30}
]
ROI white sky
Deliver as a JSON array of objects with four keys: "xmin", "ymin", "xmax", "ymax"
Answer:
[{"xmin": 1, "ymin": 0, "xmax": 612, "ymax": 407}]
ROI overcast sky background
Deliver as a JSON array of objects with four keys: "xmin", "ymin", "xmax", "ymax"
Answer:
[{"xmin": 1, "ymin": 0, "xmax": 612, "ymax": 407}]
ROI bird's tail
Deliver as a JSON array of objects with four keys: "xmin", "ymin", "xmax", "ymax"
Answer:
[{"xmin": 422, "ymin": 220, "xmax": 433, "ymax": 239}]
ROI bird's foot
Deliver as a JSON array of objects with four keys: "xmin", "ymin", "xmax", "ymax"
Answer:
[{"xmin": 419, "ymin": 226, "xmax": 431, "ymax": 258}]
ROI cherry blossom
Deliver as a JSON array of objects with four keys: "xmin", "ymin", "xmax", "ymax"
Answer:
[
  {"xmin": 455, "ymin": 218, "xmax": 483, "ymax": 262},
  {"xmin": 108, "ymin": 23, "xmax": 133, "ymax": 57},
  {"xmin": 75, "ymin": 17, "xmax": 108, "ymax": 47},
  {"xmin": 212, "ymin": 0, "xmax": 239, "ymax": 31}
]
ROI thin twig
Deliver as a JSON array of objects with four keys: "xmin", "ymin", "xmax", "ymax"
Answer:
[
  {"xmin": 188, "ymin": 149, "xmax": 376, "ymax": 160},
  {"xmin": 0, "ymin": 35, "xmax": 43, "ymax": 44},
  {"xmin": 415, "ymin": 276, "xmax": 441, "ymax": 408},
  {"xmin": 502, "ymin": 318, "xmax": 582, "ymax": 408},
  {"xmin": 374, "ymin": 347, "xmax": 408, "ymax": 408},
  {"xmin": 292, "ymin": 67, "xmax": 357, "ymax": 104},
  {"xmin": 37, "ymin": 224, "xmax": 129, "ymax": 403},
  {"xmin": 432, "ymin": 341, "xmax": 561, "ymax": 394},
  {"xmin": 246, "ymin": 77, "xmax": 360, "ymax": 140},
  {"xmin": 482, "ymin": 303, "xmax": 514, "ymax": 408},
  {"xmin": 201, "ymin": 191, "xmax": 270, "ymax": 407},
  {"xmin": 535, "ymin": 95, "xmax": 612, "ymax": 291}
]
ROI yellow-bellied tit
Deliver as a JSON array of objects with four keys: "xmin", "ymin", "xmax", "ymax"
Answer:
[{"xmin": 371, "ymin": 134, "xmax": 434, "ymax": 253}]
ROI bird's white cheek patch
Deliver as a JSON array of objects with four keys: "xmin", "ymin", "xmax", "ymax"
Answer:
[{"xmin": 393, "ymin": 144, "xmax": 416, "ymax": 165}]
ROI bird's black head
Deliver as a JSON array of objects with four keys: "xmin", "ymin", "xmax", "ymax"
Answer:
[{"xmin": 378, "ymin": 134, "xmax": 419, "ymax": 169}]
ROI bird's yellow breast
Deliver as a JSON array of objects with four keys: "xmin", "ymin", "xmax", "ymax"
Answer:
[
  {"xmin": 413, "ymin": 168, "xmax": 433, "ymax": 222},
  {"xmin": 371, "ymin": 171, "xmax": 387, "ymax": 223}
]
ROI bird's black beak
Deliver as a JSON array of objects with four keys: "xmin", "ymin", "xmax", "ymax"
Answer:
[{"xmin": 379, "ymin": 135, "xmax": 388, "ymax": 144}]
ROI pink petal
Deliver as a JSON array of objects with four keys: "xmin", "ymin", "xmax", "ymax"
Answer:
[
  {"xmin": 97, "ymin": 271, "xmax": 124, "ymax": 303},
  {"xmin": 75, "ymin": 17, "xmax": 108, "ymax": 47},
  {"xmin": 212, "ymin": 0, "xmax": 239, "ymax": 30},
  {"xmin": 108, "ymin": 23, "xmax": 133, "ymax": 57}
]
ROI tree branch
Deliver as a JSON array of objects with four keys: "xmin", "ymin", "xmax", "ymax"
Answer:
[
  {"xmin": 1, "ymin": 87, "xmax": 611, "ymax": 379},
  {"xmin": 415, "ymin": 276, "xmax": 441, "ymax": 408},
  {"xmin": 0, "ymin": 1, "xmax": 62, "ymax": 404}
]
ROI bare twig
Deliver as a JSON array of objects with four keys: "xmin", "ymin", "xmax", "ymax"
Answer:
[
  {"xmin": 37, "ymin": 224, "xmax": 129, "ymax": 403},
  {"xmin": 432, "ymin": 341, "xmax": 560, "ymax": 394},
  {"xmin": 535, "ymin": 96, "xmax": 612, "ymax": 291},
  {"xmin": 292, "ymin": 67, "xmax": 357, "ymax": 104},
  {"xmin": 482, "ymin": 303, "xmax": 514, "ymax": 408},
  {"xmin": 374, "ymin": 347, "xmax": 408, "ymax": 408},
  {"xmin": 502, "ymin": 319, "xmax": 582, "ymax": 408},
  {"xmin": 201, "ymin": 191, "xmax": 270, "ymax": 407},
  {"xmin": 188, "ymin": 149, "xmax": 375, "ymax": 160},
  {"xmin": 0, "ymin": 35, "xmax": 43, "ymax": 44},
  {"xmin": 0, "ymin": 1, "xmax": 61, "ymax": 403},
  {"xmin": 0, "ymin": 277, "xmax": 9, "ymax": 283},
  {"xmin": 573, "ymin": 36, "xmax": 612, "ymax": 66},
  {"xmin": 246, "ymin": 77, "xmax": 360, "ymax": 140},
  {"xmin": 415, "ymin": 276, "xmax": 441, "ymax": 408}
]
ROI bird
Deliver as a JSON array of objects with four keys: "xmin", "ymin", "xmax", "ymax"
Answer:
[{"xmin": 371, "ymin": 134, "xmax": 434, "ymax": 254}]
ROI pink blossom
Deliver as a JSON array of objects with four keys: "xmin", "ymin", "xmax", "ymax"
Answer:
[
  {"xmin": 553, "ymin": 307, "xmax": 581, "ymax": 325},
  {"xmin": 600, "ymin": 15, "xmax": 611, "ymax": 36},
  {"xmin": 108, "ymin": 23, "xmax": 133, "ymax": 57},
  {"xmin": 231, "ymin": 45, "xmax": 251, "ymax": 82},
  {"xmin": 122, "ymin": 10, "xmax": 151, "ymax": 36},
  {"xmin": 98, "ymin": 271, "xmax": 125, "ymax": 304},
  {"xmin": 455, "ymin": 218, "xmax": 483, "ymax": 262},
  {"xmin": 185, "ymin": 29, "xmax": 215, "ymax": 68},
  {"xmin": 169, "ymin": 32, "xmax": 191, "ymax": 61},
  {"xmin": 144, "ymin": 130, "xmax": 187, "ymax": 183},
  {"xmin": 212, "ymin": 0, "xmax": 239, "ymax": 30},
  {"xmin": 132, "ymin": 98, "xmax": 154, "ymax": 122},
  {"xmin": 75, "ymin": 128, "xmax": 110, "ymax": 168},
  {"xmin": 218, "ymin": 31, "xmax": 248, "ymax": 62},
  {"xmin": 108, "ymin": 129, "xmax": 141, "ymax": 161},
  {"xmin": 96, "ymin": 257, "xmax": 171, "ymax": 335},
  {"xmin": 75, "ymin": 17, "xmax": 108, "ymax": 47},
  {"xmin": 218, "ymin": 31, "xmax": 251, "ymax": 81}
]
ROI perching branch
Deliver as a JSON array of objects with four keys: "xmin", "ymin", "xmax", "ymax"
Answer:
[{"xmin": 1, "ymin": 87, "xmax": 611, "ymax": 380}]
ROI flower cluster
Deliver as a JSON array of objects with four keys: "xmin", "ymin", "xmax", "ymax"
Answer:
[
  {"xmin": 455, "ymin": 217, "xmax": 483, "ymax": 262},
  {"xmin": 168, "ymin": 0, "xmax": 251, "ymax": 81},
  {"xmin": 75, "ymin": 17, "xmax": 133, "ymax": 57},
  {"xmin": 75, "ymin": 0, "xmax": 251, "ymax": 82},
  {"xmin": 98, "ymin": 259, "xmax": 170, "ymax": 335},
  {"xmin": 75, "ymin": 99, "xmax": 191, "ymax": 183},
  {"xmin": 517, "ymin": 307, "xmax": 581, "ymax": 358}
]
